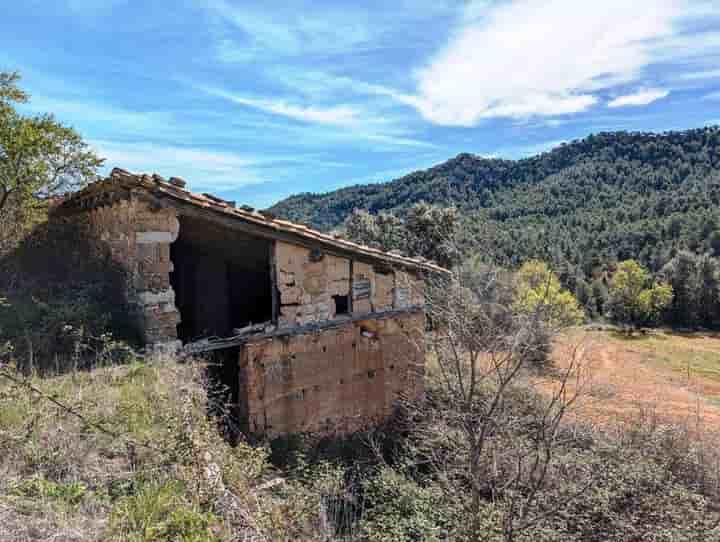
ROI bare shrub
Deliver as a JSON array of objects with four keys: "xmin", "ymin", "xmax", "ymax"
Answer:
[{"xmin": 390, "ymin": 266, "xmax": 590, "ymax": 540}]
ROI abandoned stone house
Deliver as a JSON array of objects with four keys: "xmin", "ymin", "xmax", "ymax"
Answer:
[{"xmin": 52, "ymin": 168, "xmax": 446, "ymax": 437}]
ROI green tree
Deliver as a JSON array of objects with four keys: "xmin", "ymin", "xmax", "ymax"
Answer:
[
  {"xmin": 590, "ymin": 278, "xmax": 609, "ymax": 318},
  {"xmin": 0, "ymin": 71, "xmax": 102, "ymax": 219},
  {"xmin": 342, "ymin": 209, "xmax": 380, "ymax": 248},
  {"xmin": 698, "ymin": 255, "xmax": 720, "ymax": 328},
  {"xmin": 662, "ymin": 251, "xmax": 700, "ymax": 326},
  {"xmin": 608, "ymin": 260, "xmax": 673, "ymax": 331},
  {"xmin": 405, "ymin": 202, "xmax": 459, "ymax": 268},
  {"xmin": 513, "ymin": 260, "xmax": 585, "ymax": 328},
  {"xmin": 343, "ymin": 203, "xmax": 459, "ymax": 268}
]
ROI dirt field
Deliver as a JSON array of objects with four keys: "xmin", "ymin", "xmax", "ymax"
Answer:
[{"xmin": 550, "ymin": 328, "xmax": 720, "ymax": 431}]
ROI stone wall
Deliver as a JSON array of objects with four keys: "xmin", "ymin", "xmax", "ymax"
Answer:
[
  {"xmin": 352, "ymin": 261, "xmax": 395, "ymax": 314},
  {"xmin": 394, "ymin": 270, "xmax": 426, "ymax": 309},
  {"xmin": 239, "ymin": 310, "xmax": 425, "ymax": 437},
  {"xmin": 276, "ymin": 241, "xmax": 426, "ymax": 327},
  {"xmin": 275, "ymin": 241, "xmax": 351, "ymax": 326},
  {"xmin": 82, "ymin": 197, "xmax": 181, "ymax": 350}
]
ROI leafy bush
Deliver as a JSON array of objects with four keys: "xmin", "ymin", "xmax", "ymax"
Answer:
[
  {"xmin": 356, "ymin": 467, "xmax": 457, "ymax": 542},
  {"xmin": 0, "ymin": 218, "xmax": 135, "ymax": 374}
]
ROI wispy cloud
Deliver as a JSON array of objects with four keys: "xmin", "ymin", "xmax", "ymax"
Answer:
[
  {"xmin": 196, "ymin": 84, "xmax": 438, "ymax": 149},
  {"xmin": 385, "ymin": 0, "xmax": 714, "ymax": 125},
  {"xmin": 20, "ymin": 95, "xmax": 190, "ymax": 141},
  {"xmin": 91, "ymin": 140, "xmax": 266, "ymax": 190},
  {"xmin": 198, "ymin": 86, "xmax": 362, "ymax": 126},
  {"xmin": 703, "ymin": 91, "xmax": 720, "ymax": 100},
  {"xmin": 608, "ymin": 88, "xmax": 670, "ymax": 108},
  {"xmin": 203, "ymin": 0, "xmax": 376, "ymax": 60},
  {"xmin": 678, "ymin": 68, "xmax": 720, "ymax": 80}
]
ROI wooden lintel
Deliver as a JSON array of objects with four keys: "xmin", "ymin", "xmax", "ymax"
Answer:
[{"xmin": 183, "ymin": 306, "xmax": 423, "ymax": 354}]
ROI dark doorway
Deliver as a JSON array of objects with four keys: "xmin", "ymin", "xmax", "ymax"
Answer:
[{"xmin": 170, "ymin": 214, "xmax": 273, "ymax": 343}]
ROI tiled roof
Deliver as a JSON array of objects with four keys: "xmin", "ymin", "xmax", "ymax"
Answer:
[{"xmin": 60, "ymin": 168, "xmax": 449, "ymax": 274}]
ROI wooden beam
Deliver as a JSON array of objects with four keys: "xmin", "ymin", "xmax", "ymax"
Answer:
[
  {"xmin": 183, "ymin": 306, "xmax": 423, "ymax": 354},
  {"xmin": 145, "ymin": 191, "xmax": 434, "ymax": 273}
]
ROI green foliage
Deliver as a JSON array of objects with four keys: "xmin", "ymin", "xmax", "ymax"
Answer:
[
  {"xmin": 109, "ymin": 481, "xmax": 220, "ymax": 542},
  {"xmin": 638, "ymin": 282, "xmax": 674, "ymax": 324},
  {"xmin": 0, "ymin": 70, "xmax": 102, "ymax": 259},
  {"xmin": 341, "ymin": 202, "xmax": 459, "ymax": 267},
  {"xmin": 271, "ymin": 127, "xmax": 720, "ymax": 328},
  {"xmin": 0, "ymin": 216, "xmax": 135, "ymax": 373},
  {"xmin": 0, "ymin": 288, "xmax": 132, "ymax": 374},
  {"xmin": 356, "ymin": 468, "xmax": 454, "ymax": 542},
  {"xmin": 10, "ymin": 476, "xmax": 88, "ymax": 506},
  {"xmin": 514, "ymin": 260, "xmax": 585, "ymax": 327},
  {"xmin": 662, "ymin": 251, "xmax": 720, "ymax": 328},
  {"xmin": 352, "ymin": 376, "xmax": 720, "ymax": 541},
  {"xmin": 2, "ymin": 334, "xmax": 719, "ymax": 540},
  {"xmin": 0, "ymin": 71, "xmax": 102, "ymax": 217},
  {"xmin": 404, "ymin": 202, "xmax": 460, "ymax": 268},
  {"xmin": 608, "ymin": 260, "xmax": 674, "ymax": 329}
]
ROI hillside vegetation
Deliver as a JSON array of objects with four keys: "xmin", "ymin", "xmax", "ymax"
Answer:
[{"xmin": 271, "ymin": 128, "xmax": 720, "ymax": 275}]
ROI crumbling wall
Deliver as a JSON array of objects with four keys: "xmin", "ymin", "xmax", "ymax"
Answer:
[
  {"xmin": 352, "ymin": 261, "xmax": 396, "ymax": 314},
  {"xmin": 394, "ymin": 270, "xmax": 426, "ymax": 309},
  {"xmin": 83, "ymin": 197, "xmax": 181, "ymax": 349},
  {"xmin": 275, "ymin": 241, "xmax": 427, "ymax": 328},
  {"xmin": 275, "ymin": 241, "xmax": 351, "ymax": 327},
  {"xmin": 239, "ymin": 310, "xmax": 425, "ymax": 436}
]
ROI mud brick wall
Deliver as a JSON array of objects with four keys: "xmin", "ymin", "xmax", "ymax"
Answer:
[
  {"xmin": 275, "ymin": 241, "xmax": 351, "ymax": 327},
  {"xmin": 82, "ymin": 197, "xmax": 181, "ymax": 349},
  {"xmin": 352, "ymin": 261, "xmax": 396, "ymax": 314},
  {"xmin": 239, "ymin": 310, "xmax": 425, "ymax": 437}
]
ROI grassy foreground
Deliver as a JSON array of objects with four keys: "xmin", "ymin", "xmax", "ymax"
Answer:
[
  {"xmin": 2, "ymin": 340, "xmax": 720, "ymax": 541},
  {"xmin": 0, "ymin": 359, "xmax": 345, "ymax": 541}
]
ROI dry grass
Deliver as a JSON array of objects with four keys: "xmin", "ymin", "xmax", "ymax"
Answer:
[
  {"xmin": 551, "ymin": 328, "xmax": 720, "ymax": 432},
  {"xmin": 0, "ymin": 358, "xmax": 340, "ymax": 542}
]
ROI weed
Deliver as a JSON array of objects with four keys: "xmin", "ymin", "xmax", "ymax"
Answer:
[{"xmin": 108, "ymin": 480, "xmax": 220, "ymax": 542}]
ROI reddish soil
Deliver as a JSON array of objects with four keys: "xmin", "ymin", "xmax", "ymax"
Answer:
[{"xmin": 545, "ymin": 331, "xmax": 720, "ymax": 432}]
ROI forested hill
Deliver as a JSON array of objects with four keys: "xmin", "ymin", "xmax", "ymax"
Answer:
[{"xmin": 270, "ymin": 127, "xmax": 720, "ymax": 274}]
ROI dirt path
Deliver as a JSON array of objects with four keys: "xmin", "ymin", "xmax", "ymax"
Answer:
[{"xmin": 549, "ymin": 330, "xmax": 720, "ymax": 431}]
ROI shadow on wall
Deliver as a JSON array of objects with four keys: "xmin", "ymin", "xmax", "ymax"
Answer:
[{"xmin": 0, "ymin": 216, "xmax": 136, "ymax": 374}]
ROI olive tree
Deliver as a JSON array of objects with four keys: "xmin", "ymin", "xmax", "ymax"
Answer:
[{"xmin": 0, "ymin": 71, "xmax": 102, "ymax": 220}]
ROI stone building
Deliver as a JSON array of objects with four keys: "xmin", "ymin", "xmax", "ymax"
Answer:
[{"xmin": 52, "ymin": 168, "xmax": 446, "ymax": 437}]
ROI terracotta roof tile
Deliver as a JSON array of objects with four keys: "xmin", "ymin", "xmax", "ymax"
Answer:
[{"xmin": 61, "ymin": 169, "xmax": 449, "ymax": 273}]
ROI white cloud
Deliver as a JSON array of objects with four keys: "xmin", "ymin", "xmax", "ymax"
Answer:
[
  {"xmin": 703, "ymin": 91, "xmax": 720, "ymax": 100},
  {"xmin": 199, "ymin": 86, "xmax": 362, "ymax": 127},
  {"xmin": 397, "ymin": 0, "xmax": 697, "ymax": 125},
  {"xmin": 607, "ymin": 88, "xmax": 670, "ymax": 108},
  {"xmin": 91, "ymin": 140, "xmax": 265, "ymax": 191},
  {"xmin": 197, "ymin": 85, "xmax": 438, "ymax": 149}
]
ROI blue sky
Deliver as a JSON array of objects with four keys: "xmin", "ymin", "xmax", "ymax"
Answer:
[{"xmin": 2, "ymin": 0, "xmax": 720, "ymax": 208}]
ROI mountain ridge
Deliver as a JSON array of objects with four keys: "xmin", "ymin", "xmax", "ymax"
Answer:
[{"xmin": 269, "ymin": 127, "xmax": 720, "ymax": 234}]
